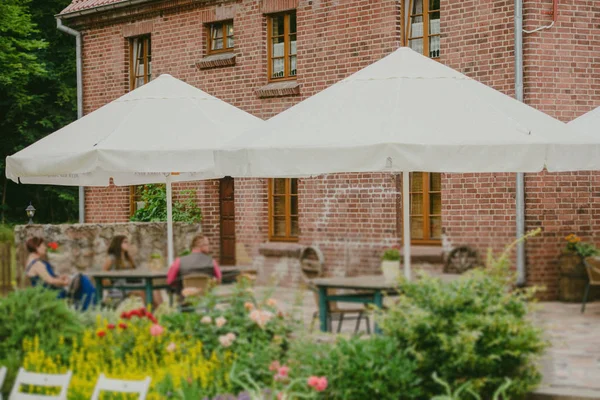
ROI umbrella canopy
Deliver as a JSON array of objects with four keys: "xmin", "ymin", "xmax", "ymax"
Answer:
[
  {"xmin": 6, "ymin": 74, "xmax": 264, "ymax": 265},
  {"xmin": 6, "ymin": 74, "xmax": 263, "ymax": 186},
  {"xmin": 217, "ymin": 47, "xmax": 600, "ymax": 177},
  {"xmin": 568, "ymin": 105, "xmax": 600, "ymax": 135}
]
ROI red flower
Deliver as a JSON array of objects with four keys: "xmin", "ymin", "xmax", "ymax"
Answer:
[
  {"xmin": 47, "ymin": 242, "xmax": 59, "ymax": 251},
  {"xmin": 107, "ymin": 324, "xmax": 116, "ymax": 330},
  {"xmin": 129, "ymin": 310, "xmax": 142, "ymax": 318},
  {"xmin": 148, "ymin": 315, "xmax": 158, "ymax": 324},
  {"xmin": 139, "ymin": 308, "xmax": 148, "ymax": 316},
  {"xmin": 118, "ymin": 323, "xmax": 127, "ymax": 330},
  {"xmin": 97, "ymin": 330, "xmax": 106, "ymax": 338},
  {"xmin": 120, "ymin": 312, "xmax": 130, "ymax": 319}
]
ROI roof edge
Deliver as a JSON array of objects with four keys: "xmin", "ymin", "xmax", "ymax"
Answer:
[{"xmin": 57, "ymin": 0, "xmax": 152, "ymax": 19}]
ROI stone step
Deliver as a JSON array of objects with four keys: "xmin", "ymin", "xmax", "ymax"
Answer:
[{"xmin": 529, "ymin": 388, "xmax": 600, "ymax": 400}]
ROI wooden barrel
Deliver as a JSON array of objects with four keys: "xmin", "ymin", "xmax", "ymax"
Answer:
[{"xmin": 558, "ymin": 252, "xmax": 597, "ymax": 302}]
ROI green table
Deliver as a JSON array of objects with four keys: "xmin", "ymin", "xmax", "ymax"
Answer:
[
  {"xmin": 87, "ymin": 270, "xmax": 171, "ymax": 307},
  {"xmin": 311, "ymin": 275, "xmax": 398, "ymax": 334}
]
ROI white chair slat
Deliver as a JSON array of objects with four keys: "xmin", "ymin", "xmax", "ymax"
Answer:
[
  {"xmin": 9, "ymin": 368, "xmax": 72, "ymax": 400},
  {"xmin": 91, "ymin": 374, "xmax": 151, "ymax": 400}
]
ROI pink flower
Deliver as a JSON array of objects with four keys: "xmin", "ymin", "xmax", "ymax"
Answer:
[
  {"xmin": 200, "ymin": 316, "xmax": 212, "ymax": 324},
  {"xmin": 316, "ymin": 377, "xmax": 328, "ymax": 392},
  {"xmin": 308, "ymin": 376, "xmax": 328, "ymax": 391},
  {"xmin": 249, "ymin": 309, "xmax": 274, "ymax": 328},
  {"xmin": 269, "ymin": 361, "xmax": 281, "ymax": 372},
  {"xmin": 215, "ymin": 316, "xmax": 227, "ymax": 328},
  {"xmin": 266, "ymin": 298, "xmax": 277, "ymax": 307},
  {"xmin": 277, "ymin": 393, "xmax": 284, "ymax": 400},
  {"xmin": 150, "ymin": 324, "xmax": 165, "ymax": 336},
  {"xmin": 244, "ymin": 302, "xmax": 254, "ymax": 311},
  {"xmin": 274, "ymin": 365, "xmax": 290, "ymax": 382},
  {"xmin": 307, "ymin": 376, "xmax": 320, "ymax": 388},
  {"xmin": 166, "ymin": 342, "xmax": 177, "ymax": 352}
]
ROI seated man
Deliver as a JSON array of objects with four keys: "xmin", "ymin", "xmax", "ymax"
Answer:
[{"xmin": 167, "ymin": 234, "xmax": 222, "ymax": 295}]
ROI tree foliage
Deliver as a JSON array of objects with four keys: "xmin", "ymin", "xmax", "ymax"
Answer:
[{"xmin": 0, "ymin": 0, "xmax": 78, "ymax": 224}]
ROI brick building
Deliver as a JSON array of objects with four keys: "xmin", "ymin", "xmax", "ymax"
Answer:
[{"xmin": 58, "ymin": 0, "xmax": 600, "ymax": 299}]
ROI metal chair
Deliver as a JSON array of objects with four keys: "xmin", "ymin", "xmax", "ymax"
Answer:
[
  {"xmin": 9, "ymin": 368, "xmax": 72, "ymax": 400},
  {"xmin": 309, "ymin": 287, "xmax": 371, "ymax": 334},
  {"xmin": 0, "ymin": 366, "xmax": 7, "ymax": 400},
  {"xmin": 581, "ymin": 256, "xmax": 600, "ymax": 313},
  {"xmin": 91, "ymin": 374, "xmax": 151, "ymax": 400}
]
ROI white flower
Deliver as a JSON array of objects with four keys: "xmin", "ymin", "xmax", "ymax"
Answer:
[
  {"xmin": 166, "ymin": 342, "xmax": 177, "ymax": 352},
  {"xmin": 200, "ymin": 316, "xmax": 212, "ymax": 324},
  {"xmin": 215, "ymin": 316, "xmax": 227, "ymax": 328},
  {"xmin": 218, "ymin": 333, "xmax": 236, "ymax": 347},
  {"xmin": 249, "ymin": 309, "xmax": 274, "ymax": 328}
]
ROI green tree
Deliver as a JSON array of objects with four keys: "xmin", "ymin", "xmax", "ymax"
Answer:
[{"xmin": 0, "ymin": 0, "xmax": 78, "ymax": 224}]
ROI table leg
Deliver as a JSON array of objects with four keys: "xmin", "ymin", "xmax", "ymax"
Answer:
[
  {"xmin": 94, "ymin": 278, "xmax": 103, "ymax": 304},
  {"xmin": 318, "ymin": 286, "xmax": 328, "ymax": 332},
  {"xmin": 145, "ymin": 279, "xmax": 153, "ymax": 308},
  {"xmin": 374, "ymin": 290, "xmax": 383, "ymax": 335}
]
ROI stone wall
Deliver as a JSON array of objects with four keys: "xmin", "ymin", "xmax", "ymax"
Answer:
[{"xmin": 14, "ymin": 223, "xmax": 201, "ymax": 283}]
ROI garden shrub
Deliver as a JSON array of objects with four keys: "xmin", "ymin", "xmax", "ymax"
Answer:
[
  {"xmin": 286, "ymin": 335, "xmax": 423, "ymax": 400},
  {"xmin": 130, "ymin": 184, "xmax": 202, "ymax": 223},
  {"xmin": 378, "ymin": 233, "xmax": 547, "ymax": 399}
]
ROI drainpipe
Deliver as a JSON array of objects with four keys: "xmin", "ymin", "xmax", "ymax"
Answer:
[
  {"xmin": 514, "ymin": 0, "xmax": 526, "ymax": 286},
  {"xmin": 56, "ymin": 18, "xmax": 85, "ymax": 224}
]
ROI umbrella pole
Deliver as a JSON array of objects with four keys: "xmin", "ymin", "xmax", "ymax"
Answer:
[
  {"xmin": 402, "ymin": 171, "xmax": 411, "ymax": 280},
  {"xmin": 166, "ymin": 175, "xmax": 174, "ymax": 266}
]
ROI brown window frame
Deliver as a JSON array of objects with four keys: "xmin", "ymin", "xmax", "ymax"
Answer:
[
  {"xmin": 267, "ymin": 11, "xmax": 297, "ymax": 82},
  {"xmin": 129, "ymin": 35, "xmax": 152, "ymax": 90},
  {"xmin": 207, "ymin": 20, "xmax": 234, "ymax": 55},
  {"xmin": 405, "ymin": 0, "xmax": 440, "ymax": 59},
  {"xmin": 268, "ymin": 178, "xmax": 299, "ymax": 242},
  {"xmin": 408, "ymin": 172, "xmax": 442, "ymax": 245}
]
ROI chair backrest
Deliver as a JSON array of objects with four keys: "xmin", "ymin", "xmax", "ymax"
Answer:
[
  {"xmin": 0, "ymin": 366, "xmax": 7, "ymax": 400},
  {"xmin": 9, "ymin": 368, "xmax": 72, "ymax": 400},
  {"xmin": 585, "ymin": 256, "xmax": 600, "ymax": 285},
  {"xmin": 90, "ymin": 374, "xmax": 151, "ymax": 400},
  {"xmin": 182, "ymin": 273, "xmax": 211, "ymax": 294},
  {"xmin": 309, "ymin": 285, "xmax": 342, "ymax": 313}
]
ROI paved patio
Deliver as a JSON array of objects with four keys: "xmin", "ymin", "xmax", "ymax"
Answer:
[{"xmin": 242, "ymin": 284, "xmax": 600, "ymax": 399}]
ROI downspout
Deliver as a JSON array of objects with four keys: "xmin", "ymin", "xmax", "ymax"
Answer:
[
  {"xmin": 514, "ymin": 0, "xmax": 526, "ymax": 286},
  {"xmin": 56, "ymin": 18, "xmax": 85, "ymax": 224}
]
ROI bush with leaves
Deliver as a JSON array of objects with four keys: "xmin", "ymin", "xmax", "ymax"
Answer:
[
  {"xmin": 286, "ymin": 335, "xmax": 423, "ymax": 400},
  {"xmin": 378, "ymin": 230, "xmax": 547, "ymax": 399},
  {"xmin": 0, "ymin": 287, "xmax": 83, "ymax": 397},
  {"xmin": 130, "ymin": 184, "xmax": 202, "ymax": 223}
]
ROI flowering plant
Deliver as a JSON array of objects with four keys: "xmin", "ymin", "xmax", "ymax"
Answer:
[
  {"xmin": 382, "ymin": 245, "xmax": 401, "ymax": 261},
  {"xmin": 564, "ymin": 234, "xmax": 599, "ymax": 258},
  {"xmin": 46, "ymin": 242, "xmax": 59, "ymax": 253}
]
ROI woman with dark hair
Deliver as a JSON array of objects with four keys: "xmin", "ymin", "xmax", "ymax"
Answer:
[
  {"xmin": 102, "ymin": 235, "xmax": 162, "ymax": 307},
  {"xmin": 25, "ymin": 236, "xmax": 97, "ymax": 310}
]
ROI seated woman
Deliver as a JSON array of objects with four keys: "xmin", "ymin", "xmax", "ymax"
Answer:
[
  {"xmin": 102, "ymin": 235, "xmax": 162, "ymax": 307},
  {"xmin": 25, "ymin": 237, "xmax": 97, "ymax": 311}
]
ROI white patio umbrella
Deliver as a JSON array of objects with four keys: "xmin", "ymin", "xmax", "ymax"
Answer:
[
  {"xmin": 6, "ymin": 74, "xmax": 264, "ymax": 264},
  {"xmin": 568, "ymin": 105, "xmax": 600, "ymax": 135},
  {"xmin": 217, "ymin": 47, "xmax": 600, "ymax": 279}
]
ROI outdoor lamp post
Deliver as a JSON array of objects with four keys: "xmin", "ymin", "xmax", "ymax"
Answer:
[{"xmin": 26, "ymin": 202, "xmax": 36, "ymax": 224}]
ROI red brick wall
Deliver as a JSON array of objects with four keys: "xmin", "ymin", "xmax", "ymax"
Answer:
[
  {"xmin": 521, "ymin": 0, "xmax": 600, "ymax": 299},
  {"xmin": 75, "ymin": 0, "xmax": 600, "ymax": 298}
]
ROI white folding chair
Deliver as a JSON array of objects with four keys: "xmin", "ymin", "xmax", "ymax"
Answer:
[
  {"xmin": 91, "ymin": 374, "xmax": 151, "ymax": 400},
  {"xmin": 0, "ymin": 366, "xmax": 7, "ymax": 400},
  {"xmin": 9, "ymin": 368, "xmax": 72, "ymax": 400}
]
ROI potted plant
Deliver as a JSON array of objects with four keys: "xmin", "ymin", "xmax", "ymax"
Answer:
[
  {"xmin": 558, "ymin": 234, "xmax": 599, "ymax": 302},
  {"xmin": 381, "ymin": 246, "xmax": 401, "ymax": 283},
  {"xmin": 149, "ymin": 252, "xmax": 164, "ymax": 271}
]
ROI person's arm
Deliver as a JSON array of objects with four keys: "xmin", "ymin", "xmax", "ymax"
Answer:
[
  {"xmin": 30, "ymin": 262, "xmax": 68, "ymax": 287},
  {"xmin": 167, "ymin": 258, "xmax": 181, "ymax": 286},
  {"xmin": 213, "ymin": 259, "xmax": 222, "ymax": 284}
]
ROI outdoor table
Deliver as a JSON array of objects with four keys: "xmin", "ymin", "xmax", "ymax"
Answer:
[
  {"xmin": 87, "ymin": 270, "xmax": 171, "ymax": 307},
  {"xmin": 311, "ymin": 275, "xmax": 399, "ymax": 334}
]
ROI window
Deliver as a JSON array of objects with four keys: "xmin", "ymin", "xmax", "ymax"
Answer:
[
  {"xmin": 406, "ymin": 0, "xmax": 440, "ymax": 58},
  {"xmin": 129, "ymin": 35, "xmax": 152, "ymax": 90},
  {"xmin": 208, "ymin": 20, "xmax": 234, "ymax": 54},
  {"xmin": 409, "ymin": 172, "xmax": 442, "ymax": 243},
  {"xmin": 129, "ymin": 36, "xmax": 151, "ymax": 214},
  {"xmin": 268, "ymin": 178, "xmax": 299, "ymax": 241},
  {"xmin": 267, "ymin": 12, "xmax": 297, "ymax": 80}
]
